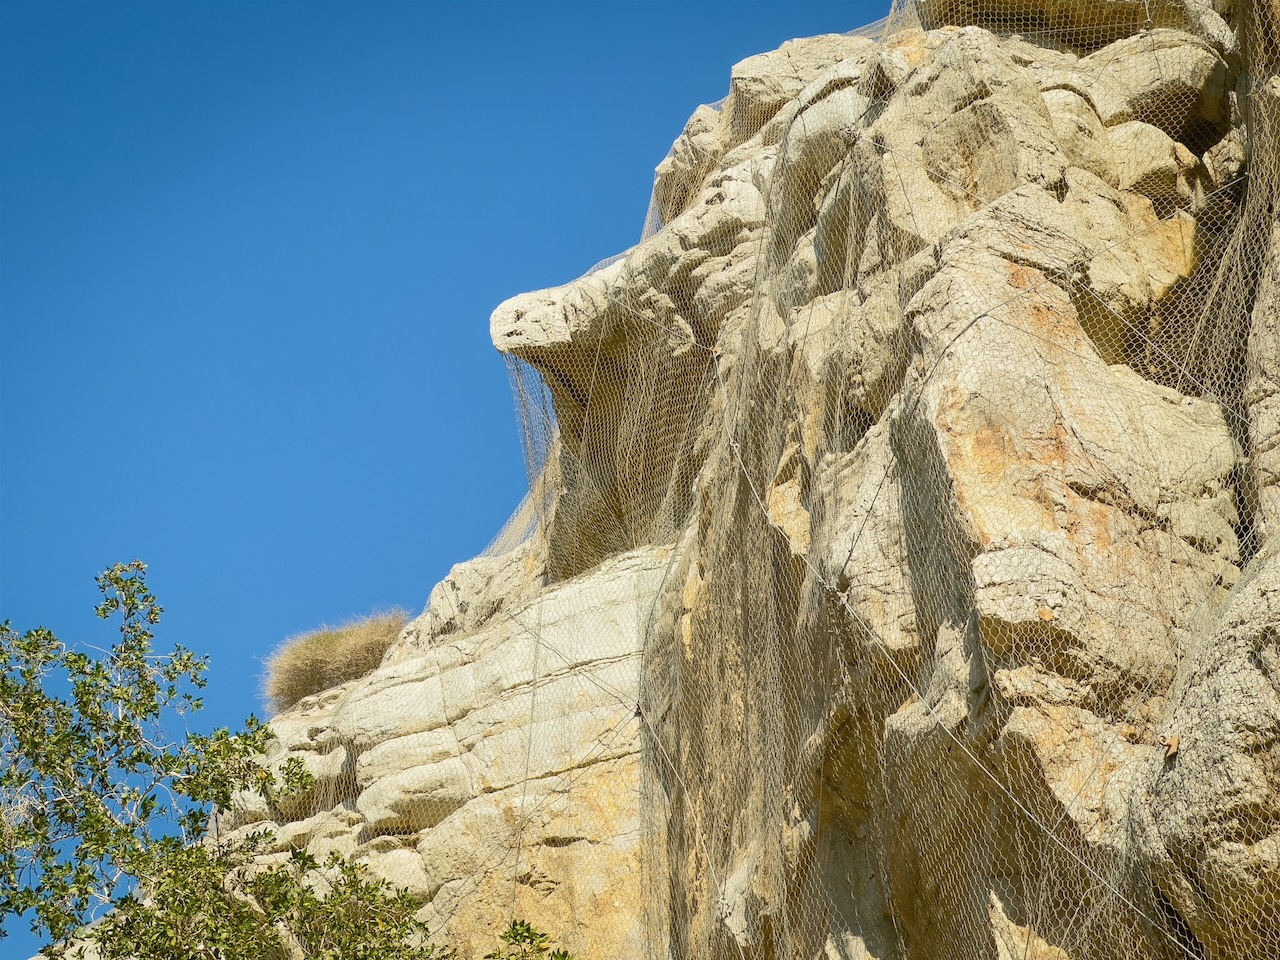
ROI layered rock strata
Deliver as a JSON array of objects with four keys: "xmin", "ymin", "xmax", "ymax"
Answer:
[{"xmin": 227, "ymin": 545, "xmax": 664, "ymax": 957}]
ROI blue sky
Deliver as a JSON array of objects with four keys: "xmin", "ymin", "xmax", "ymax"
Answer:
[{"xmin": 1, "ymin": 0, "xmax": 883, "ymax": 950}]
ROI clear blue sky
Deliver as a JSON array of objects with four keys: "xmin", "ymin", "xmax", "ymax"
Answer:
[{"xmin": 1, "ymin": 0, "xmax": 883, "ymax": 950}]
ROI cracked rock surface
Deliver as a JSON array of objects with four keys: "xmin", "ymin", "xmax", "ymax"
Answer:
[{"xmin": 242, "ymin": 3, "xmax": 1280, "ymax": 957}]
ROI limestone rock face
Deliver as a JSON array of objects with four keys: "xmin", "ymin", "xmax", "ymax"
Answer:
[
  {"xmin": 234, "ymin": 547, "xmax": 667, "ymax": 958},
  {"xmin": 243, "ymin": 4, "xmax": 1280, "ymax": 959},
  {"xmin": 1144, "ymin": 544, "xmax": 1280, "ymax": 956}
]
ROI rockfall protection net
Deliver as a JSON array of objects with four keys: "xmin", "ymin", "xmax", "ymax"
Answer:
[{"xmin": 246, "ymin": 1, "xmax": 1280, "ymax": 958}]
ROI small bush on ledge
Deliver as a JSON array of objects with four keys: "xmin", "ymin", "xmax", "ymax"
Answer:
[{"xmin": 264, "ymin": 608, "xmax": 409, "ymax": 714}]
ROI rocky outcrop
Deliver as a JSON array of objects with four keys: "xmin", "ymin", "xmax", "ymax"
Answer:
[
  {"xmin": 250, "ymin": 3, "xmax": 1280, "ymax": 959},
  {"xmin": 229, "ymin": 546, "xmax": 667, "ymax": 957}
]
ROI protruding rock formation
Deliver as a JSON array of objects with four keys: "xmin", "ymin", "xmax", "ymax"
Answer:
[
  {"xmin": 231, "ymin": 545, "xmax": 663, "ymax": 957},
  {"xmin": 244, "ymin": 2, "xmax": 1280, "ymax": 958}
]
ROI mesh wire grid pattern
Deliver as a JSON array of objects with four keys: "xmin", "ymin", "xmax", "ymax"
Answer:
[{"xmin": 245, "ymin": 1, "xmax": 1280, "ymax": 958}]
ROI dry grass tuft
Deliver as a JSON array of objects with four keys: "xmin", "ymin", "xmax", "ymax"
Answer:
[{"xmin": 264, "ymin": 608, "xmax": 410, "ymax": 715}]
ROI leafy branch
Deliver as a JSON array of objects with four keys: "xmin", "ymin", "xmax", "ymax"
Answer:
[{"xmin": 1, "ymin": 562, "xmax": 578, "ymax": 960}]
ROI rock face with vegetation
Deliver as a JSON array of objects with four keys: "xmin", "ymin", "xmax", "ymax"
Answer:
[
  {"xmin": 235, "ymin": 544, "xmax": 661, "ymax": 957},
  {"xmin": 246, "ymin": 2, "xmax": 1280, "ymax": 958}
]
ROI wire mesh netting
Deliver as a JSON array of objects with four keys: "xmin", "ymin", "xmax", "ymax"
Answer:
[{"xmin": 240, "ymin": 1, "xmax": 1280, "ymax": 957}]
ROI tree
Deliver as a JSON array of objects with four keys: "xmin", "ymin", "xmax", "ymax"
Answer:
[{"xmin": 0, "ymin": 561, "xmax": 445, "ymax": 959}]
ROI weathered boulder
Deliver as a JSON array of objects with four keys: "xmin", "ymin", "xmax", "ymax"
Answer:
[{"xmin": 723, "ymin": 34, "xmax": 878, "ymax": 148}]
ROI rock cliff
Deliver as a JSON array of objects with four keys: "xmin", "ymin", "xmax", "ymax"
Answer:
[{"xmin": 239, "ymin": 1, "xmax": 1280, "ymax": 958}]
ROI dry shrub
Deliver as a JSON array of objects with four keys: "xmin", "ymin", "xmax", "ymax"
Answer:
[{"xmin": 264, "ymin": 608, "xmax": 410, "ymax": 714}]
